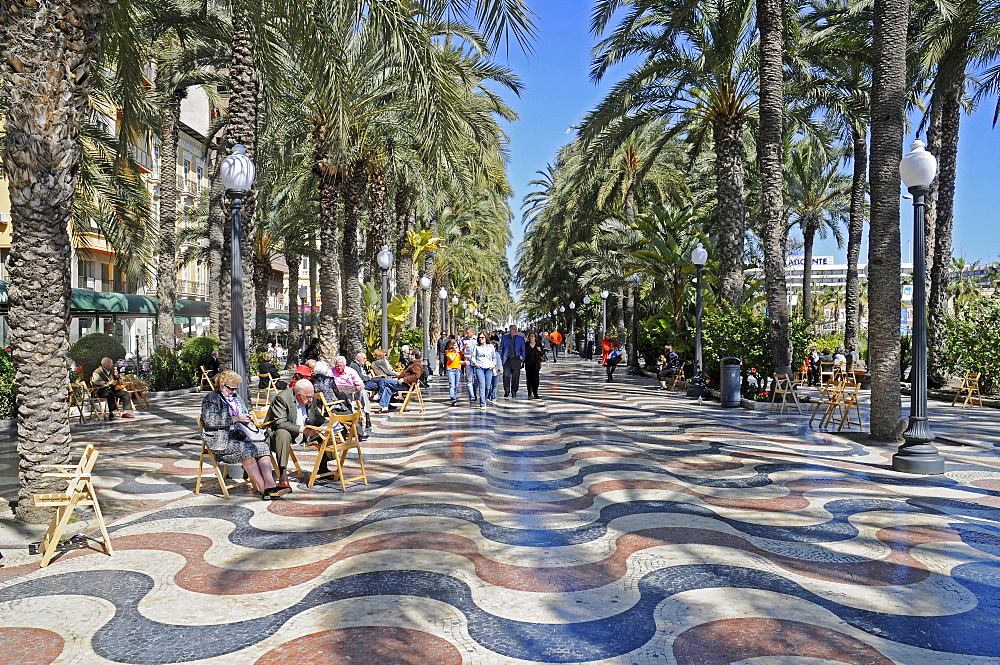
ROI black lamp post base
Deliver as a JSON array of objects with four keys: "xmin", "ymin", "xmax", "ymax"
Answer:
[
  {"xmin": 892, "ymin": 420, "xmax": 944, "ymax": 474},
  {"xmin": 626, "ymin": 365, "xmax": 643, "ymax": 375}
]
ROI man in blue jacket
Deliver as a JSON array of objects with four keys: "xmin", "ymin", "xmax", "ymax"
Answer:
[{"xmin": 498, "ymin": 324, "xmax": 526, "ymax": 398}]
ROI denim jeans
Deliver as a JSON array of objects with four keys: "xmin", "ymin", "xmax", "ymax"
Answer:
[
  {"xmin": 473, "ymin": 367, "xmax": 492, "ymax": 407},
  {"xmin": 447, "ymin": 368, "xmax": 461, "ymax": 401},
  {"xmin": 488, "ymin": 371, "xmax": 500, "ymax": 401},
  {"xmin": 378, "ymin": 380, "xmax": 405, "ymax": 408},
  {"xmin": 466, "ymin": 365, "xmax": 476, "ymax": 400}
]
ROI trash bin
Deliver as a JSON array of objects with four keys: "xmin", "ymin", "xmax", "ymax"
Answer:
[{"xmin": 720, "ymin": 357, "xmax": 742, "ymax": 407}]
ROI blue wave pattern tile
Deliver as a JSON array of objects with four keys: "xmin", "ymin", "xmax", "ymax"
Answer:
[{"xmin": 1, "ymin": 360, "xmax": 1000, "ymax": 664}]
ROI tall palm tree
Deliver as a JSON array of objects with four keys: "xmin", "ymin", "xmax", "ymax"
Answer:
[
  {"xmin": 758, "ymin": 0, "xmax": 791, "ymax": 375},
  {"xmin": 867, "ymin": 0, "xmax": 909, "ymax": 441},
  {"xmin": 786, "ymin": 137, "xmax": 849, "ymax": 319},
  {"xmin": 1, "ymin": 0, "xmax": 112, "ymax": 522},
  {"xmin": 588, "ymin": 0, "xmax": 758, "ymax": 308}
]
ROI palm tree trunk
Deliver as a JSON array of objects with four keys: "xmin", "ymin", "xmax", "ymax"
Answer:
[
  {"xmin": 801, "ymin": 223, "xmax": 817, "ymax": 319},
  {"xmin": 844, "ymin": 126, "xmax": 868, "ymax": 352},
  {"xmin": 615, "ymin": 292, "xmax": 625, "ymax": 337},
  {"xmin": 208, "ymin": 146, "xmax": 225, "ymax": 340},
  {"xmin": 867, "ymin": 0, "xmax": 908, "ymax": 441},
  {"xmin": 928, "ymin": 73, "xmax": 964, "ymax": 388},
  {"xmin": 285, "ymin": 251, "xmax": 301, "ymax": 368},
  {"xmin": 712, "ymin": 115, "xmax": 747, "ymax": 309},
  {"xmin": 394, "ymin": 192, "xmax": 414, "ymax": 297},
  {"xmin": 227, "ymin": 11, "xmax": 257, "ymax": 339},
  {"xmin": 924, "ymin": 96, "xmax": 942, "ymax": 287},
  {"xmin": 156, "ymin": 90, "xmax": 184, "ymax": 351},
  {"xmin": 252, "ymin": 238, "xmax": 270, "ymax": 344},
  {"xmin": 365, "ymin": 169, "xmax": 389, "ymax": 283},
  {"xmin": 758, "ymin": 0, "xmax": 791, "ymax": 375},
  {"xmin": 341, "ymin": 161, "xmax": 368, "ymax": 359},
  {"xmin": 2, "ymin": 0, "xmax": 107, "ymax": 522},
  {"xmin": 317, "ymin": 168, "xmax": 341, "ymax": 360}
]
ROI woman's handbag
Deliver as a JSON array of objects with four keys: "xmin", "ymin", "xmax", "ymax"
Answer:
[{"xmin": 232, "ymin": 420, "xmax": 268, "ymax": 443}]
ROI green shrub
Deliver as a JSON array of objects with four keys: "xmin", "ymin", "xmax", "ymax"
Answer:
[
  {"xmin": 178, "ymin": 336, "xmax": 219, "ymax": 374},
  {"xmin": 149, "ymin": 347, "xmax": 195, "ymax": 391},
  {"xmin": 702, "ymin": 307, "xmax": 813, "ymax": 394},
  {"xmin": 940, "ymin": 295, "xmax": 1000, "ymax": 394},
  {"xmin": 639, "ymin": 315, "xmax": 684, "ymax": 369},
  {"xmin": 397, "ymin": 328, "xmax": 423, "ymax": 350},
  {"xmin": 69, "ymin": 333, "xmax": 127, "ymax": 381},
  {"xmin": 0, "ymin": 348, "xmax": 15, "ymax": 419}
]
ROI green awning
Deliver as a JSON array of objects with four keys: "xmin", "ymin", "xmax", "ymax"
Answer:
[{"xmin": 0, "ymin": 281, "xmax": 208, "ymax": 318}]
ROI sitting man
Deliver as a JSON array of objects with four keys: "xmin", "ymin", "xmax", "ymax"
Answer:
[
  {"xmin": 657, "ymin": 345, "xmax": 682, "ymax": 390},
  {"xmin": 205, "ymin": 350, "xmax": 221, "ymax": 379},
  {"xmin": 266, "ymin": 379, "xmax": 330, "ymax": 490},
  {"xmin": 257, "ymin": 353, "xmax": 287, "ymax": 391},
  {"xmin": 91, "ymin": 356, "xmax": 132, "ymax": 420},
  {"xmin": 373, "ymin": 349, "xmax": 424, "ymax": 414}
]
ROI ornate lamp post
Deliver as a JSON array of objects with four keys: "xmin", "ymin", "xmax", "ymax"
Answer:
[
  {"xmin": 420, "ymin": 275, "xmax": 432, "ymax": 374},
  {"xmin": 627, "ymin": 273, "xmax": 642, "ymax": 374},
  {"xmin": 688, "ymin": 242, "xmax": 708, "ymax": 398},
  {"xmin": 583, "ymin": 295, "xmax": 592, "ymax": 359},
  {"xmin": 377, "ymin": 246, "xmax": 394, "ymax": 351},
  {"xmin": 220, "ymin": 144, "xmax": 255, "ymax": 406},
  {"xmin": 568, "ymin": 301, "xmax": 576, "ymax": 353},
  {"xmin": 600, "ymin": 289, "xmax": 609, "ymax": 343},
  {"xmin": 439, "ymin": 287, "xmax": 448, "ymax": 333},
  {"xmin": 451, "ymin": 295, "xmax": 459, "ymax": 336},
  {"xmin": 893, "ymin": 140, "xmax": 944, "ymax": 475}
]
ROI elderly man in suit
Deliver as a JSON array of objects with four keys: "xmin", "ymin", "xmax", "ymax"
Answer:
[
  {"xmin": 267, "ymin": 379, "xmax": 330, "ymax": 491},
  {"xmin": 498, "ymin": 324, "xmax": 526, "ymax": 398}
]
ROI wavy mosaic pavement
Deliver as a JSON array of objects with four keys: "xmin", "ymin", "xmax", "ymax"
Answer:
[{"xmin": 2, "ymin": 359, "xmax": 1000, "ymax": 664}]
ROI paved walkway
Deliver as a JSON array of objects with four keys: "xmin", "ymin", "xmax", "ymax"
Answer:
[{"xmin": 1, "ymin": 358, "xmax": 1000, "ymax": 664}]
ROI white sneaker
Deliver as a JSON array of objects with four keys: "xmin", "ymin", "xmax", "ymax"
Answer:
[{"xmin": 480, "ymin": 405, "xmax": 486, "ymax": 410}]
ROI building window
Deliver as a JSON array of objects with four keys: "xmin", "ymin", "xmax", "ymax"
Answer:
[
  {"xmin": 182, "ymin": 160, "xmax": 191, "ymax": 191},
  {"xmin": 196, "ymin": 166, "xmax": 203, "ymax": 194},
  {"xmin": 153, "ymin": 144, "xmax": 160, "ymax": 178}
]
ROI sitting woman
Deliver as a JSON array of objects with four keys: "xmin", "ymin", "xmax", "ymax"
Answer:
[
  {"xmin": 200, "ymin": 370, "xmax": 286, "ymax": 500},
  {"xmin": 656, "ymin": 345, "xmax": 682, "ymax": 390},
  {"xmin": 370, "ymin": 348, "xmax": 395, "ymax": 378}
]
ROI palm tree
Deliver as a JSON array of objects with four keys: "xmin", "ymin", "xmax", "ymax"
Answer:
[
  {"xmin": 786, "ymin": 136, "xmax": 849, "ymax": 319},
  {"xmin": 867, "ymin": 0, "xmax": 909, "ymax": 441},
  {"xmin": 588, "ymin": 0, "xmax": 758, "ymax": 308},
  {"xmin": 758, "ymin": 0, "xmax": 791, "ymax": 375},
  {"xmin": 1, "ymin": 0, "xmax": 114, "ymax": 522}
]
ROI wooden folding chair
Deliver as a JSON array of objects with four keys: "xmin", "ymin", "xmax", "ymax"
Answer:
[
  {"xmin": 123, "ymin": 378, "xmax": 149, "ymax": 409},
  {"xmin": 33, "ymin": 444, "xmax": 113, "ymax": 567},
  {"xmin": 255, "ymin": 374, "xmax": 279, "ymax": 409},
  {"xmin": 794, "ymin": 365, "xmax": 809, "ymax": 386},
  {"xmin": 86, "ymin": 383, "xmax": 109, "ymax": 421},
  {"xmin": 952, "ymin": 371, "xmax": 983, "ymax": 408},
  {"xmin": 770, "ymin": 373, "xmax": 802, "ymax": 414},
  {"xmin": 67, "ymin": 382, "xmax": 89, "ymax": 424},
  {"xmin": 810, "ymin": 379, "xmax": 846, "ymax": 428},
  {"xmin": 307, "ymin": 410, "xmax": 368, "ymax": 490},
  {"xmin": 667, "ymin": 363, "xmax": 687, "ymax": 390},
  {"xmin": 251, "ymin": 409, "xmax": 303, "ymax": 481},
  {"xmin": 399, "ymin": 382, "xmax": 425, "ymax": 413},
  {"xmin": 833, "ymin": 380, "xmax": 863, "ymax": 431},
  {"xmin": 199, "ymin": 366, "xmax": 216, "ymax": 391},
  {"xmin": 819, "ymin": 362, "xmax": 835, "ymax": 386},
  {"xmin": 194, "ymin": 418, "xmax": 253, "ymax": 498}
]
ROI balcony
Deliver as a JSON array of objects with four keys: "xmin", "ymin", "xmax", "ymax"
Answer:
[{"xmin": 176, "ymin": 279, "xmax": 206, "ymax": 297}]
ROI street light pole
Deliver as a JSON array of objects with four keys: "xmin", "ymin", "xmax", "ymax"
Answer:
[
  {"xmin": 688, "ymin": 243, "xmax": 708, "ymax": 399},
  {"xmin": 893, "ymin": 140, "xmax": 944, "ymax": 475},
  {"xmin": 627, "ymin": 274, "xmax": 641, "ymax": 374},
  {"xmin": 221, "ymin": 144, "xmax": 255, "ymax": 407},
  {"xmin": 451, "ymin": 295, "xmax": 459, "ymax": 336},
  {"xmin": 569, "ymin": 301, "xmax": 576, "ymax": 353},
  {"xmin": 600, "ymin": 289, "xmax": 609, "ymax": 344},
  {"xmin": 420, "ymin": 275, "xmax": 432, "ymax": 374},
  {"xmin": 377, "ymin": 246, "xmax": 394, "ymax": 351},
  {"xmin": 439, "ymin": 287, "xmax": 448, "ymax": 336}
]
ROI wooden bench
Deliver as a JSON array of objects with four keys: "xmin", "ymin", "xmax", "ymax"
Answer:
[
  {"xmin": 952, "ymin": 371, "xmax": 983, "ymax": 408},
  {"xmin": 33, "ymin": 444, "xmax": 114, "ymax": 567}
]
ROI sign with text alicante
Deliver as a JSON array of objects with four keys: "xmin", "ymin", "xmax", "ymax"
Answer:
[{"xmin": 787, "ymin": 256, "xmax": 835, "ymax": 267}]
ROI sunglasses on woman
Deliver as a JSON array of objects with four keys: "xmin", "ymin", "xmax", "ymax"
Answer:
[{"xmin": 478, "ymin": 337, "xmax": 485, "ymax": 341}]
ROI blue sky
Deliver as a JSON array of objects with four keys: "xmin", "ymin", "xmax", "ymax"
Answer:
[{"xmin": 500, "ymin": 0, "xmax": 1000, "ymax": 274}]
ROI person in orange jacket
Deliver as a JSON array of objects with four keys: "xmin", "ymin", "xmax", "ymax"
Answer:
[{"xmin": 549, "ymin": 328, "xmax": 563, "ymax": 362}]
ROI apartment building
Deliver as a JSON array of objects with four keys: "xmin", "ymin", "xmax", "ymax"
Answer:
[{"xmin": 0, "ymin": 85, "xmax": 295, "ymax": 353}]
